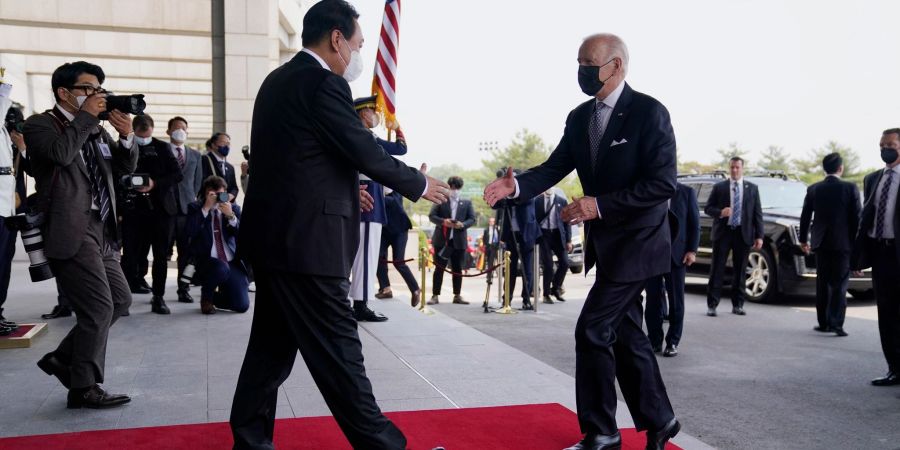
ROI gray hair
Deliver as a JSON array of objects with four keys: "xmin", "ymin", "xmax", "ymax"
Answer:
[{"xmin": 583, "ymin": 33, "xmax": 629, "ymax": 75}]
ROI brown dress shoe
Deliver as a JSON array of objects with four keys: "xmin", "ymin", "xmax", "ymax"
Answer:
[
  {"xmin": 375, "ymin": 288, "xmax": 393, "ymax": 299},
  {"xmin": 411, "ymin": 290, "xmax": 421, "ymax": 308},
  {"xmin": 201, "ymin": 299, "xmax": 216, "ymax": 315},
  {"xmin": 452, "ymin": 295, "xmax": 469, "ymax": 305},
  {"xmin": 427, "ymin": 295, "xmax": 439, "ymax": 305}
]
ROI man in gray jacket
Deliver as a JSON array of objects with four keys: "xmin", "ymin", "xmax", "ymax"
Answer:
[{"xmin": 166, "ymin": 116, "xmax": 203, "ymax": 303}]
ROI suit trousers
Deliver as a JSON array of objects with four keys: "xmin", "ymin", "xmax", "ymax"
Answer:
[
  {"xmin": 350, "ymin": 222, "xmax": 382, "ymax": 303},
  {"xmin": 814, "ymin": 249, "xmax": 849, "ymax": 329},
  {"xmin": 872, "ymin": 243, "xmax": 900, "ymax": 372},
  {"xmin": 230, "ymin": 268, "xmax": 406, "ymax": 450},
  {"xmin": 484, "ymin": 244, "xmax": 499, "ymax": 284},
  {"xmin": 47, "ymin": 214, "xmax": 132, "ymax": 388},
  {"xmin": 121, "ymin": 207, "xmax": 174, "ymax": 296},
  {"xmin": 539, "ymin": 228, "xmax": 569, "ymax": 294},
  {"xmin": 508, "ymin": 232, "xmax": 535, "ymax": 300},
  {"xmin": 645, "ymin": 264, "xmax": 686, "ymax": 348},
  {"xmin": 575, "ymin": 273, "xmax": 674, "ymax": 434},
  {"xmin": 171, "ymin": 213, "xmax": 192, "ymax": 294},
  {"xmin": 0, "ymin": 216, "xmax": 17, "ymax": 310},
  {"xmin": 198, "ymin": 258, "xmax": 250, "ymax": 313},
  {"xmin": 433, "ymin": 246, "xmax": 464, "ymax": 296},
  {"xmin": 376, "ymin": 230, "xmax": 419, "ymax": 295},
  {"xmin": 707, "ymin": 227, "xmax": 749, "ymax": 309}
]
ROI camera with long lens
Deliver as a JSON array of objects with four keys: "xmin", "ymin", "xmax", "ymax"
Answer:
[
  {"xmin": 4, "ymin": 212, "xmax": 53, "ymax": 282},
  {"xmin": 241, "ymin": 145, "xmax": 250, "ymax": 161},
  {"xmin": 98, "ymin": 92, "xmax": 146, "ymax": 120}
]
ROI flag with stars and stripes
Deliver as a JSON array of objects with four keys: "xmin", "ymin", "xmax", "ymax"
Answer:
[{"xmin": 372, "ymin": 0, "xmax": 401, "ymax": 129}]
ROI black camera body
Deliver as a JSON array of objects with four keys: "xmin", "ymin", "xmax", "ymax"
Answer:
[
  {"xmin": 5, "ymin": 211, "xmax": 53, "ymax": 282},
  {"xmin": 4, "ymin": 105, "xmax": 24, "ymax": 134},
  {"xmin": 98, "ymin": 93, "xmax": 146, "ymax": 120},
  {"xmin": 120, "ymin": 173, "xmax": 152, "ymax": 190},
  {"xmin": 241, "ymin": 145, "xmax": 250, "ymax": 161},
  {"xmin": 216, "ymin": 192, "xmax": 229, "ymax": 203}
]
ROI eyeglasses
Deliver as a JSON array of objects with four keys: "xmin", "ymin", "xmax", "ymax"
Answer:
[{"xmin": 69, "ymin": 85, "xmax": 107, "ymax": 96}]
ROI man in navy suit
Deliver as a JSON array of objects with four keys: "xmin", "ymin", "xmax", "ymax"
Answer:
[
  {"xmin": 704, "ymin": 156, "xmax": 764, "ymax": 316},
  {"xmin": 536, "ymin": 189, "xmax": 573, "ymax": 303},
  {"xmin": 645, "ymin": 182, "xmax": 699, "ymax": 357},
  {"xmin": 494, "ymin": 170, "xmax": 540, "ymax": 310},
  {"xmin": 375, "ymin": 188, "xmax": 420, "ymax": 306},
  {"xmin": 484, "ymin": 34, "xmax": 679, "ymax": 450},
  {"xmin": 185, "ymin": 175, "xmax": 249, "ymax": 314},
  {"xmin": 427, "ymin": 176, "xmax": 476, "ymax": 305}
]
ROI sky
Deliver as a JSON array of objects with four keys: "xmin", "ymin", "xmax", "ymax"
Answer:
[{"xmin": 344, "ymin": 0, "xmax": 900, "ymax": 172}]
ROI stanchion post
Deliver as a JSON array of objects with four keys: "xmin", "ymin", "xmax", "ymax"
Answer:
[
  {"xmin": 496, "ymin": 250, "xmax": 516, "ymax": 314},
  {"xmin": 533, "ymin": 243, "xmax": 540, "ymax": 313},
  {"xmin": 418, "ymin": 247, "xmax": 433, "ymax": 315}
]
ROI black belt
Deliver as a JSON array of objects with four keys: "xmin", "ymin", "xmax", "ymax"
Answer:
[{"xmin": 0, "ymin": 167, "xmax": 12, "ymax": 175}]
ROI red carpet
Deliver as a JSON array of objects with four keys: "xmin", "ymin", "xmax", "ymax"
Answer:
[{"xmin": 0, "ymin": 403, "xmax": 681, "ymax": 449}]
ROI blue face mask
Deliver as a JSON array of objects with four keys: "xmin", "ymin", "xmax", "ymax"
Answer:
[{"xmin": 217, "ymin": 145, "xmax": 230, "ymax": 156}]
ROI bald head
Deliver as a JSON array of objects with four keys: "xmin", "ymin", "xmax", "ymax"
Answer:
[{"xmin": 578, "ymin": 33, "xmax": 629, "ymax": 100}]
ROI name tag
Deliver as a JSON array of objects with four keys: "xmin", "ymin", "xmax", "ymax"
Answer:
[{"xmin": 98, "ymin": 142, "xmax": 112, "ymax": 159}]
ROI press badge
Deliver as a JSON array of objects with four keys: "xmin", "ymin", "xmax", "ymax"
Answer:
[{"xmin": 98, "ymin": 142, "xmax": 112, "ymax": 159}]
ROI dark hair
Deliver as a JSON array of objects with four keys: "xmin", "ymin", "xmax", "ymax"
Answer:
[
  {"xmin": 301, "ymin": 0, "xmax": 359, "ymax": 47},
  {"xmin": 447, "ymin": 176, "xmax": 464, "ymax": 189},
  {"xmin": 201, "ymin": 175, "xmax": 227, "ymax": 197},
  {"xmin": 884, "ymin": 128, "xmax": 900, "ymax": 138},
  {"xmin": 729, "ymin": 156, "xmax": 744, "ymax": 166},
  {"xmin": 132, "ymin": 114, "xmax": 154, "ymax": 132},
  {"xmin": 206, "ymin": 132, "xmax": 230, "ymax": 150},
  {"xmin": 168, "ymin": 116, "xmax": 188, "ymax": 131},
  {"xmin": 51, "ymin": 61, "xmax": 105, "ymax": 103},
  {"xmin": 822, "ymin": 152, "xmax": 843, "ymax": 175}
]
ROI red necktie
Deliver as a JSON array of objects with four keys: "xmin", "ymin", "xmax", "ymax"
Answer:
[
  {"xmin": 213, "ymin": 212, "xmax": 228, "ymax": 262},
  {"xmin": 176, "ymin": 147, "xmax": 186, "ymax": 169}
]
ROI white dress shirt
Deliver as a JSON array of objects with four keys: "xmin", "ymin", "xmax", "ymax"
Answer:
[
  {"xmin": 203, "ymin": 208, "xmax": 238, "ymax": 262},
  {"xmin": 869, "ymin": 165, "xmax": 900, "ymax": 239}
]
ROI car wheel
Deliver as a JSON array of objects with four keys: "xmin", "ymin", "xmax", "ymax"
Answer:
[
  {"xmin": 745, "ymin": 246, "xmax": 777, "ymax": 303},
  {"xmin": 848, "ymin": 289, "xmax": 875, "ymax": 301}
]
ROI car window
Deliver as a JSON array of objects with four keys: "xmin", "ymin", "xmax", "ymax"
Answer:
[{"xmin": 696, "ymin": 183, "xmax": 713, "ymax": 206}]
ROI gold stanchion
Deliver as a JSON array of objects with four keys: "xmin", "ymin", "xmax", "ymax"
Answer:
[
  {"xmin": 495, "ymin": 250, "xmax": 517, "ymax": 314},
  {"xmin": 418, "ymin": 247, "xmax": 433, "ymax": 315}
]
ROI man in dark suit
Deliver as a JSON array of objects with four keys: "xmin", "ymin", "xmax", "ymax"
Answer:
[
  {"xmin": 166, "ymin": 116, "xmax": 203, "ymax": 304},
  {"xmin": 23, "ymin": 61, "xmax": 136, "ymax": 409},
  {"xmin": 494, "ymin": 186, "xmax": 540, "ymax": 310},
  {"xmin": 185, "ymin": 176, "xmax": 249, "ymax": 314},
  {"xmin": 484, "ymin": 33, "xmax": 679, "ymax": 450},
  {"xmin": 482, "ymin": 216, "xmax": 501, "ymax": 284},
  {"xmin": 230, "ymin": 2, "xmax": 449, "ymax": 448},
  {"xmin": 645, "ymin": 182, "xmax": 699, "ymax": 357},
  {"xmin": 536, "ymin": 189, "xmax": 572, "ymax": 303},
  {"xmin": 704, "ymin": 156, "xmax": 764, "ymax": 316},
  {"xmin": 375, "ymin": 188, "xmax": 420, "ymax": 306},
  {"xmin": 852, "ymin": 128, "xmax": 900, "ymax": 387},
  {"xmin": 201, "ymin": 132, "xmax": 238, "ymax": 201},
  {"xmin": 799, "ymin": 153, "xmax": 860, "ymax": 337},
  {"xmin": 120, "ymin": 114, "xmax": 183, "ymax": 314},
  {"xmin": 427, "ymin": 176, "xmax": 476, "ymax": 305}
]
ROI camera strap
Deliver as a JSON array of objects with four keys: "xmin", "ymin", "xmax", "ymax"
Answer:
[{"xmin": 32, "ymin": 110, "xmax": 67, "ymax": 214}]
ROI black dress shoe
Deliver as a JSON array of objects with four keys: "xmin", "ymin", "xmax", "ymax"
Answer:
[
  {"xmin": 563, "ymin": 432, "xmax": 621, "ymax": 450},
  {"xmin": 813, "ymin": 325, "xmax": 832, "ymax": 332},
  {"xmin": 67, "ymin": 384, "xmax": 131, "ymax": 409},
  {"xmin": 37, "ymin": 353, "xmax": 72, "ymax": 389},
  {"xmin": 542, "ymin": 295, "xmax": 555, "ymax": 304},
  {"xmin": 151, "ymin": 296, "xmax": 171, "ymax": 315},
  {"xmin": 872, "ymin": 371, "xmax": 900, "ymax": 386},
  {"xmin": 732, "ymin": 307, "xmax": 746, "ymax": 315},
  {"xmin": 706, "ymin": 307, "xmax": 717, "ymax": 317},
  {"xmin": 129, "ymin": 283, "xmax": 151, "ymax": 295},
  {"xmin": 411, "ymin": 290, "xmax": 421, "ymax": 308},
  {"xmin": 663, "ymin": 345, "xmax": 678, "ymax": 357},
  {"xmin": 651, "ymin": 344, "xmax": 663, "ymax": 353},
  {"xmin": 42, "ymin": 305, "xmax": 73, "ymax": 319},
  {"xmin": 521, "ymin": 300, "xmax": 534, "ymax": 311},
  {"xmin": 833, "ymin": 327, "xmax": 848, "ymax": 337},
  {"xmin": 552, "ymin": 290, "xmax": 566, "ymax": 302},
  {"xmin": 354, "ymin": 307, "xmax": 388, "ymax": 322},
  {"xmin": 177, "ymin": 291, "xmax": 194, "ymax": 303},
  {"xmin": 646, "ymin": 418, "xmax": 680, "ymax": 450},
  {"xmin": 139, "ymin": 278, "xmax": 152, "ymax": 291},
  {"xmin": 0, "ymin": 325, "xmax": 11, "ymax": 336}
]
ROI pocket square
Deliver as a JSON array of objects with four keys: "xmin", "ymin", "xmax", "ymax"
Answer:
[{"xmin": 611, "ymin": 138, "xmax": 628, "ymax": 147}]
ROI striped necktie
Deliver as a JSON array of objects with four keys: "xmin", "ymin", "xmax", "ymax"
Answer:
[
  {"xmin": 83, "ymin": 141, "xmax": 111, "ymax": 223},
  {"xmin": 589, "ymin": 102, "xmax": 608, "ymax": 171},
  {"xmin": 876, "ymin": 169, "xmax": 895, "ymax": 239},
  {"xmin": 730, "ymin": 181, "xmax": 741, "ymax": 227}
]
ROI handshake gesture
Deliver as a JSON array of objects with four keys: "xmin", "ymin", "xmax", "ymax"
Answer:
[
  {"xmin": 359, "ymin": 163, "xmax": 451, "ymax": 213},
  {"xmin": 483, "ymin": 168, "xmax": 599, "ymax": 224}
]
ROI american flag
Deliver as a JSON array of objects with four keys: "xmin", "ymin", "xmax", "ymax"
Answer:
[{"xmin": 372, "ymin": 0, "xmax": 401, "ymax": 129}]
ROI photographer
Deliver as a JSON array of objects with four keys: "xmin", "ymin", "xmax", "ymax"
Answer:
[
  {"xmin": 185, "ymin": 175, "xmax": 249, "ymax": 315},
  {"xmin": 22, "ymin": 61, "xmax": 136, "ymax": 409},
  {"xmin": 120, "ymin": 114, "xmax": 183, "ymax": 314},
  {"xmin": 201, "ymin": 132, "xmax": 238, "ymax": 202},
  {"xmin": 0, "ymin": 80, "xmax": 20, "ymax": 333},
  {"xmin": 427, "ymin": 176, "xmax": 476, "ymax": 305}
]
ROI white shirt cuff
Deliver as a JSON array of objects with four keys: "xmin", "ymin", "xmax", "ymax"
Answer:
[
  {"xmin": 595, "ymin": 198, "xmax": 602, "ymax": 219},
  {"xmin": 422, "ymin": 179, "xmax": 428, "ymax": 197},
  {"xmin": 510, "ymin": 179, "xmax": 520, "ymax": 199},
  {"xmin": 227, "ymin": 216, "xmax": 238, "ymax": 226},
  {"xmin": 119, "ymin": 132, "xmax": 135, "ymax": 149}
]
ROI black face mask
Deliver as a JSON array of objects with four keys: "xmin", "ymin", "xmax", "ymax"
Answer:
[
  {"xmin": 577, "ymin": 59, "xmax": 615, "ymax": 96},
  {"xmin": 881, "ymin": 147, "xmax": 898, "ymax": 164}
]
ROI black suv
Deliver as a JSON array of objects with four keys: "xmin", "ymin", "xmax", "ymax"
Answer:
[{"xmin": 679, "ymin": 171, "xmax": 873, "ymax": 303}]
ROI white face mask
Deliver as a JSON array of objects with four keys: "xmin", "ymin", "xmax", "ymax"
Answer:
[
  {"xmin": 338, "ymin": 37, "xmax": 364, "ymax": 82},
  {"xmin": 449, "ymin": 189, "xmax": 460, "ymax": 201},
  {"xmin": 65, "ymin": 89, "xmax": 87, "ymax": 110},
  {"xmin": 136, "ymin": 136, "xmax": 152, "ymax": 146},
  {"xmin": 171, "ymin": 129, "xmax": 187, "ymax": 143}
]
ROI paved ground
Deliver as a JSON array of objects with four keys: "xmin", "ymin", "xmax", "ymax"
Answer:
[{"xmin": 430, "ymin": 268, "xmax": 900, "ymax": 450}]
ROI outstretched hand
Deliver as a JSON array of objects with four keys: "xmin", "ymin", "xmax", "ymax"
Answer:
[
  {"xmin": 360, "ymin": 184, "xmax": 374, "ymax": 212},
  {"xmin": 483, "ymin": 167, "xmax": 516, "ymax": 206},
  {"xmin": 420, "ymin": 163, "xmax": 451, "ymax": 205}
]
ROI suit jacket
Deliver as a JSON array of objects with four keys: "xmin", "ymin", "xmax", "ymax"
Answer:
[
  {"xmin": 186, "ymin": 201, "xmax": 241, "ymax": 264},
  {"xmin": 361, "ymin": 136, "xmax": 407, "ymax": 224},
  {"xmin": 852, "ymin": 169, "xmax": 900, "ymax": 270},
  {"xmin": 172, "ymin": 144, "xmax": 202, "ymax": 215},
  {"xmin": 669, "ymin": 182, "xmax": 700, "ymax": 267},
  {"xmin": 22, "ymin": 107, "xmax": 138, "ymax": 259},
  {"xmin": 535, "ymin": 194, "xmax": 573, "ymax": 249},
  {"xmin": 494, "ymin": 198, "xmax": 540, "ymax": 249},
  {"xmin": 383, "ymin": 190, "xmax": 412, "ymax": 235},
  {"xmin": 201, "ymin": 153, "xmax": 239, "ymax": 200},
  {"xmin": 799, "ymin": 176, "xmax": 860, "ymax": 253},
  {"xmin": 704, "ymin": 179, "xmax": 764, "ymax": 246},
  {"xmin": 482, "ymin": 225, "xmax": 500, "ymax": 247},
  {"xmin": 238, "ymin": 51, "xmax": 426, "ymax": 277},
  {"xmin": 133, "ymin": 137, "xmax": 182, "ymax": 216},
  {"xmin": 429, "ymin": 198, "xmax": 476, "ymax": 250},
  {"xmin": 514, "ymin": 83, "xmax": 676, "ymax": 283}
]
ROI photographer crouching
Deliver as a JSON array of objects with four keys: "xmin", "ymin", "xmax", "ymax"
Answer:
[
  {"xmin": 185, "ymin": 176, "xmax": 249, "ymax": 315},
  {"xmin": 22, "ymin": 61, "xmax": 139, "ymax": 409}
]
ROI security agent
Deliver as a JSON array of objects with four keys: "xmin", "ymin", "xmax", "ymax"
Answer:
[
  {"xmin": 493, "ymin": 169, "xmax": 540, "ymax": 310},
  {"xmin": 119, "ymin": 114, "xmax": 183, "ymax": 314},
  {"xmin": 427, "ymin": 176, "xmax": 476, "ymax": 305},
  {"xmin": 185, "ymin": 176, "xmax": 249, "ymax": 315},
  {"xmin": 535, "ymin": 189, "xmax": 572, "ymax": 304},
  {"xmin": 201, "ymin": 132, "xmax": 238, "ymax": 202},
  {"xmin": 23, "ymin": 61, "xmax": 136, "ymax": 409}
]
